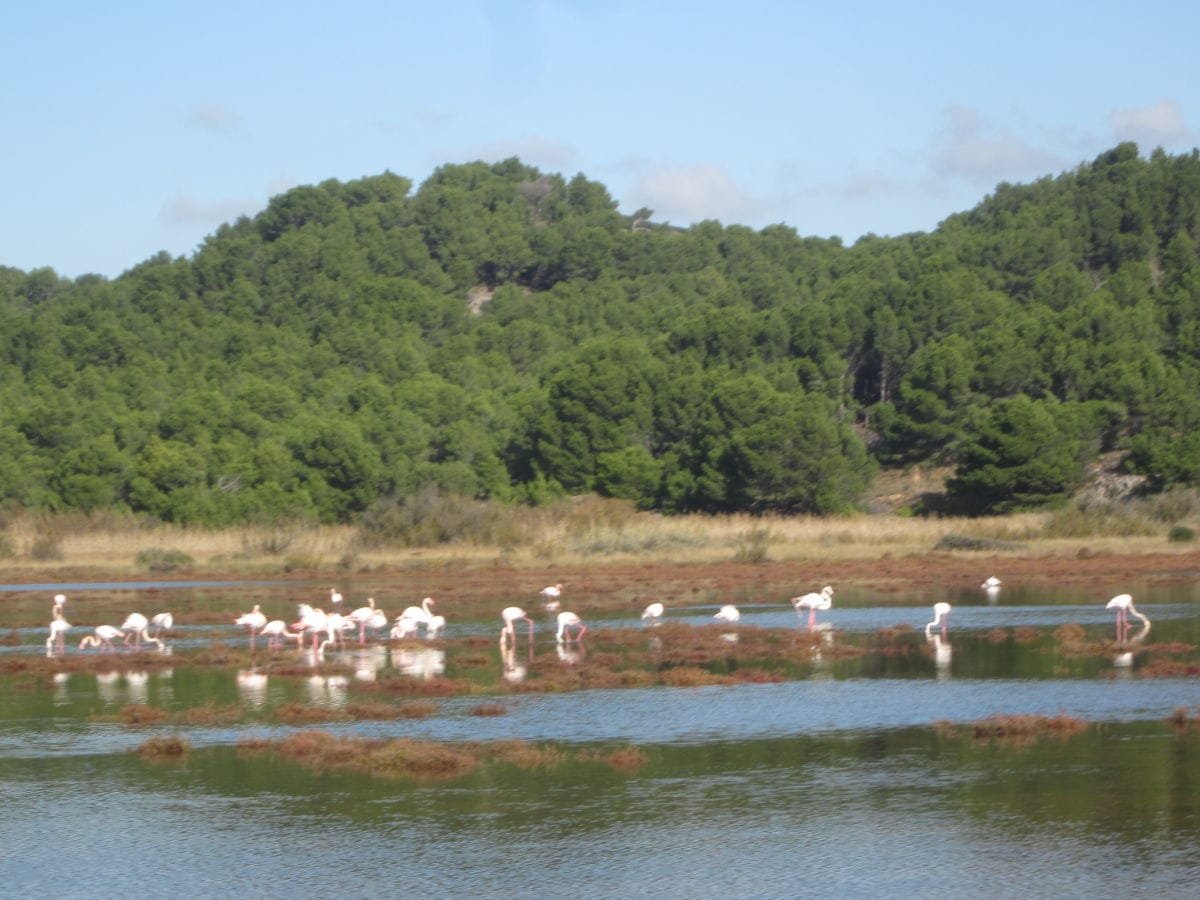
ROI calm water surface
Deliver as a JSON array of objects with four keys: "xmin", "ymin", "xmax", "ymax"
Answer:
[{"xmin": 2, "ymin": 583, "xmax": 1200, "ymax": 897}]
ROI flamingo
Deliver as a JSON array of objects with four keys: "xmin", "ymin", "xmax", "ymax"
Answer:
[
  {"xmin": 347, "ymin": 597, "xmax": 378, "ymax": 644},
  {"xmin": 46, "ymin": 606, "xmax": 72, "ymax": 654},
  {"xmin": 641, "ymin": 602, "xmax": 665, "ymax": 625},
  {"xmin": 555, "ymin": 611, "xmax": 586, "ymax": 643},
  {"xmin": 324, "ymin": 611, "xmax": 351, "ymax": 649},
  {"xmin": 366, "ymin": 609, "xmax": 389, "ymax": 640},
  {"xmin": 258, "ymin": 619, "xmax": 296, "ymax": 650},
  {"xmin": 1106, "ymin": 593, "xmax": 1150, "ymax": 642},
  {"xmin": 236, "ymin": 605, "xmax": 268, "ymax": 647},
  {"xmin": 53, "ymin": 593, "xmax": 67, "ymax": 612},
  {"xmin": 293, "ymin": 605, "xmax": 329, "ymax": 651},
  {"xmin": 79, "ymin": 624, "xmax": 124, "ymax": 651},
  {"xmin": 924, "ymin": 602, "xmax": 952, "ymax": 638},
  {"xmin": 399, "ymin": 597, "xmax": 436, "ymax": 624},
  {"xmin": 791, "ymin": 586, "xmax": 834, "ymax": 629},
  {"xmin": 121, "ymin": 613, "xmax": 150, "ymax": 648},
  {"xmin": 714, "ymin": 604, "xmax": 740, "ymax": 623},
  {"xmin": 500, "ymin": 606, "xmax": 534, "ymax": 645},
  {"xmin": 329, "ymin": 588, "xmax": 344, "ymax": 609},
  {"xmin": 425, "ymin": 614, "xmax": 446, "ymax": 639},
  {"xmin": 981, "ymin": 576, "xmax": 1001, "ymax": 591},
  {"xmin": 149, "ymin": 612, "xmax": 174, "ymax": 639},
  {"xmin": 390, "ymin": 615, "xmax": 420, "ymax": 640},
  {"xmin": 540, "ymin": 583, "xmax": 563, "ymax": 612}
]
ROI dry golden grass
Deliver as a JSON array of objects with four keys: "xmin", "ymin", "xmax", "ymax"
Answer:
[{"xmin": 0, "ymin": 504, "xmax": 1188, "ymax": 576}]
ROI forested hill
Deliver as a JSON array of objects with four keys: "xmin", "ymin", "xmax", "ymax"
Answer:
[{"xmin": 3, "ymin": 143, "xmax": 1200, "ymax": 526}]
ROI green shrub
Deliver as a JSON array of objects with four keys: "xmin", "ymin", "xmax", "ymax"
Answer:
[{"xmin": 1168, "ymin": 525, "xmax": 1195, "ymax": 543}]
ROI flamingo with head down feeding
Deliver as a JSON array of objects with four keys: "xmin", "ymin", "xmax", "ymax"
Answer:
[
  {"xmin": 925, "ymin": 602, "xmax": 952, "ymax": 638},
  {"xmin": 714, "ymin": 604, "xmax": 740, "ymax": 623},
  {"xmin": 501, "ymin": 606, "xmax": 534, "ymax": 646},
  {"xmin": 79, "ymin": 625, "xmax": 124, "ymax": 652},
  {"xmin": 791, "ymin": 586, "xmax": 834, "ymax": 629},
  {"xmin": 555, "ymin": 611, "xmax": 586, "ymax": 643},
  {"xmin": 641, "ymin": 602, "xmax": 665, "ymax": 625},
  {"xmin": 121, "ymin": 613, "xmax": 150, "ymax": 648},
  {"xmin": 1107, "ymin": 593, "xmax": 1150, "ymax": 642}
]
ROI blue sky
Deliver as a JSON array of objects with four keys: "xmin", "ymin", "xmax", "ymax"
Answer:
[{"xmin": 3, "ymin": 1, "xmax": 1197, "ymax": 279}]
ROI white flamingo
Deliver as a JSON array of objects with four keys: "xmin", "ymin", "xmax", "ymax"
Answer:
[
  {"xmin": 1107, "ymin": 593, "xmax": 1150, "ymax": 641},
  {"xmin": 425, "ymin": 614, "xmax": 446, "ymax": 639},
  {"xmin": 347, "ymin": 597, "xmax": 378, "ymax": 644},
  {"xmin": 555, "ymin": 611, "xmax": 586, "ymax": 643},
  {"xmin": 501, "ymin": 606, "xmax": 534, "ymax": 645},
  {"xmin": 46, "ymin": 606, "xmax": 72, "ymax": 654},
  {"xmin": 714, "ymin": 604, "xmax": 740, "ymax": 623},
  {"xmin": 121, "ymin": 613, "xmax": 150, "ymax": 648},
  {"xmin": 791, "ymin": 586, "xmax": 834, "ymax": 629},
  {"xmin": 79, "ymin": 625, "xmax": 124, "ymax": 651},
  {"xmin": 399, "ymin": 597, "xmax": 436, "ymax": 624},
  {"xmin": 641, "ymin": 602, "xmax": 665, "ymax": 625},
  {"xmin": 924, "ymin": 601, "xmax": 952, "ymax": 638},
  {"xmin": 540, "ymin": 583, "xmax": 563, "ymax": 611},
  {"xmin": 329, "ymin": 588, "xmax": 344, "ymax": 609},
  {"xmin": 366, "ymin": 609, "xmax": 389, "ymax": 640},
  {"xmin": 292, "ymin": 605, "xmax": 329, "ymax": 651},
  {"xmin": 149, "ymin": 612, "xmax": 174, "ymax": 639},
  {"xmin": 390, "ymin": 615, "xmax": 420, "ymax": 640},
  {"xmin": 235, "ymin": 605, "xmax": 267, "ymax": 646},
  {"xmin": 259, "ymin": 619, "xmax": 297, "ymax": 650},
  {"xmin": 53, "ymin": 593, "xmax": 67, "ymax": 612}
]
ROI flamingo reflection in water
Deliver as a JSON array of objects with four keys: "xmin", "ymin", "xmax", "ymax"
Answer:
[
  {"xmin": 928, "ymin": 633, "xmax": 952, "ymax": 680},
  {"xmin": 500, "ymin": 642, "xmax": 529, "ymax": 684},
  {"xmin": 236, "ymin": 669, "xmax": 270, "ymax": 708},
  {"xmin": 391, "ymin": 646, "xmax": 446, "ymax": 680}
]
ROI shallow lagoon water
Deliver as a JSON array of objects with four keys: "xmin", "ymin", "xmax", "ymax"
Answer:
[{"xmin": 3, "ymin": 585, "xmax": 1200, "ymax": 897}]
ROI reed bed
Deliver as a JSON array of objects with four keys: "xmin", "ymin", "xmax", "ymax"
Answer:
[{"xmin": 0, "ymin": 499, "xmax": 1191, "ymax": 577}]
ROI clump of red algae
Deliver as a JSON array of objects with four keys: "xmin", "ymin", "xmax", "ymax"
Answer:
[
  {"xmin": 986, "ymin": 628, "xmax": 1009, "ymax": 644},
  {"xmin": 971, "ymin": 713, "xmax": 1089, "ymax": 742},
  {"xmin": 118, "ymin": 704, "xmax": 168, "ymax": 726},
  {"xmin": 137, "ymin": 735, "xmax": 191, "ymax": 759},
  {"xmin": 1013, "ymin": 627, "xmax": 1041, "ymax": 644},
  {"xmin": 469, "ymin": 702, "xmax": 509, "ymax": 717},
  {"xmin": 272, "ymin": 702, "xmax": 351, "ymax": 725}
]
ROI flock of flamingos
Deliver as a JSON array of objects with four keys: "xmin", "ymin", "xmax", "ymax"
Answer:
[{"xmin": 41, "ymin": 577, "xmax": 1152, "ymax": 659}]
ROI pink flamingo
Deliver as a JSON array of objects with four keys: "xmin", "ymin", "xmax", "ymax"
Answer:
[
  {"xmin": 347, "ymin": 598, "xmax": 378, "ymax": 644},
  {"xmin": 555, "ymin": 611, "xmax": 586, "ymax": 643},
  {"xmin": 79, "ymin": 625, "xmax": 124, "ymax": 652},
  {"xmin": 540, "ymin": 583, "xmax": 564, "ymax": 611},
  {"xmin": 235, "ymin": 605, "xmax": 267, "ymax": 647},
  {"xmin": 46, "ymin": 606, "xmax": 72, "ymax": 654},
  {"xmin": 501, "ymin": 606, "xmax": 534, "ymax": 646},
  {"xmin": 121, "ymin": 613, "xmax": 150, "ymax": 648},
  {"xmin": 258, "ymin": 619, "xmax": 297, "ymax": 650},
  {"xmin": 924, "ymin": 602, "xmax": 952, "ymax": 638},
  {"xmin": 292, "ymin": 605, "xmax": 329, "ymax": 651},
  {"xmin": 791, "ymin": 586, "xmax": 834, "ymax": 629},
  {"xmin": 1106, "ymin": 594, "xmax": 1150, "ymax": 642}
]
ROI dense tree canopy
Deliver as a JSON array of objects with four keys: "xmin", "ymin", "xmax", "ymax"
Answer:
[{"xmin": 2, "ymin": 144, "xmax": 1200, "ymax": 523}]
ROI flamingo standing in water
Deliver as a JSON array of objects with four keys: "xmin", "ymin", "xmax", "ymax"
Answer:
[
  {"xmin": 121, "ymin": 613, "xmax": 150, "ymax": 648},
  {"xmin": 292, "ymin": 604, "xmax": 330, "ymax": 651},
  {"xmin": 236, "ymin": 605, "xmax": 268, "ymax": 647},
  {"xmin": 46, "ymin": 606, "xmax": 72, "ymax": 654},
  {"xmin": 399, "ymin": 596, "xmax": 435, "ymax": 624},
  {"xmin": 501, "ymin": 606, "xmax": 534, "ymax": 645},
  {"xmin": 149, "ymin": 612, "xmax": 174, "ymax": 640},
  {"xmin": 79, "ymin": 625, "xmax": 124, "ymax": 652},
  {"xmin": 53, "ymin": 593, "xmax": 67, "ymax": 613},
  {"xmin": 347, "ymin": 598, "xmax": 378, "ymax": 644},
  {"xmin": 1107, "ymin": 594, "xmax": 1150, "ymax": 642},
  {"xmin": 924, "ymin": 602, "xmax": 952, "ymax": 638},
  {"xmin": 390, "ymin": 616, "xmax": 420, "ymax": 640},
  {"xmin": 540, "ymin": 583, "xmax": 564, "ymax": 612},
  {"xmin": 555, "ymin": 611, "xmax": 586, "ymax": 643},
  {"xmin": 714, "ymin": 604, "xmax": 740, "ymax": 623},
  {"xmin": 329, "ymin": 588, "xmax": 344, "ymax": 609},
  {"xmin": 641, "ymin": 602, "xmax": 665, "ymax": 625},
  {"xmin": 425, "ymin": 614, "xmax": 446, "ymax": 639},
  {"xmin": 258, "ymin": 619, "xmax": 297, "ymax": 650},
  {"xmin": 791, "ymin": 586, "xmax": 834, "ymax": 629}
]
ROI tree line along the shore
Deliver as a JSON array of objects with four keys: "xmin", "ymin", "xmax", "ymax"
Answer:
[{"xmin": 3, "ymin": 142, "xmax": 1200, "ymax": 528}]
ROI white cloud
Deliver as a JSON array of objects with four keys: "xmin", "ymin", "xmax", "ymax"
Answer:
[
  {"xmin": 1109, "ymin": 99, "xmax": 1193, "ymax": 145},
  {"xmin": 185, "ymin": 103, "xmax": 242, "ymax": 133},
  {"xmin": 628, "ymin": 164, "xmax": 757, "ymax": 224},
  {"xmin": 159, "ymin": 194, "xmax": 256, "ymax": 227},
  {"xmin": 933, "ymin": 104, "xmax": 1064, "ymax": 182}
]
